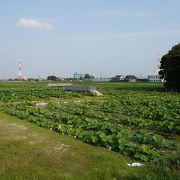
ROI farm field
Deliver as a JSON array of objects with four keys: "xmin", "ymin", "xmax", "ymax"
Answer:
[{"xmin": 0, "ymin": 81, "xmax": 179, "ymax": 179}]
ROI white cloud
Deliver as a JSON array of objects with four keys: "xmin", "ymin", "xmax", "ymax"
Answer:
[{"xmin": 16, "ymin": 18, "xmax": 55, "ymax": 31}]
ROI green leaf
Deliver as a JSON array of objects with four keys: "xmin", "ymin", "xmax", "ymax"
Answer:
[
  {"xmin": 141, "ymin": 144, "xmax": 151, "ymax": 154},
  {"xmin": 153, "ymin": 134, "xmax": 162, "ymax": 143},
  {"xmin": 118, "ymin": 138, "xmax": 127, "ymax": 151}
]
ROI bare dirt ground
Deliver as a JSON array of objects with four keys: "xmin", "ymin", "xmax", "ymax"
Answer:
[{"xmin": 0, "ymin": 119, "xmax": 70, "ymax": 156}]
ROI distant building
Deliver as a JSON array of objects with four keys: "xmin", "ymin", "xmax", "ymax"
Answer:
[
  {"xmin": 136, "ymin": 77, "xmax": 148, "ymax": 82},
  {"xmin": 147, "ymin": 55, "xmax": 162, "ymax": 82},
  {"xmin": 125, "ymin": 75, "xmax": 137, "ymax": 82},
  {"xmin": 74, "ymin": 72, "xmax": 84, "ymax": 80},
  {"xmin": 110, "ymin": 75, "xmax": 125, "ymax": 82},
  {"xmin": 129, "ymin": 78, "xmax": 136, "ymax": 82},
  {"xmin": 148, "ymin": 75, "xmax": 161, "ymax": 82}
]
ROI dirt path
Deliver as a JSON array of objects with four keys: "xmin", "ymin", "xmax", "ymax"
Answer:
[{"xmin": 0, "ymin": 119, "xmax": 69, "ymax": 154}]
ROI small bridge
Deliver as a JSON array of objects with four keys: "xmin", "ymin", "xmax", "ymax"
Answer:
[
  {"xmin": 48, "ymin": 83, "xmax": 103, "ymax": 96},
  {"xmin": 63, "ymin": 85, "xmax": 96, "ymax": 92}
]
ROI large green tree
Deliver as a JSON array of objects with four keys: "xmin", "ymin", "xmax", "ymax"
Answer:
[
  {"xmin": 159, "ymin": 43, "xmax": 180, "ymax": 91},
  {"xmin": 47, "ymin": 75, "xmax": 58, "ymax": 81},
  {"xmin": 84, "ymin": 74, "xmax": 94, "ymax": 79}
]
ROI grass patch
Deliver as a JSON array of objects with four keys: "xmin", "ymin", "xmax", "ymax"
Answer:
[{"xmin": 0, "ymin": 113, "xmax": 179, "ymax": 179}]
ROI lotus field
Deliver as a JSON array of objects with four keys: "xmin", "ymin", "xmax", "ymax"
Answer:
[{"xmin": 0, "ymin": 82, "xmax": 179, "ymax": 168}]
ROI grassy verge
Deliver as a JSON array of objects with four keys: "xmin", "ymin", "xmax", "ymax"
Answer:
[{"xmin": 0, "ymin": 112, "xmax": 179, "ymax": 179}]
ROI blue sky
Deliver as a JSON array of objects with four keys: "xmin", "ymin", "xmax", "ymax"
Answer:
[{"xmin": 0, "ymin": 0, "xmax": 180, "ymax": 78}]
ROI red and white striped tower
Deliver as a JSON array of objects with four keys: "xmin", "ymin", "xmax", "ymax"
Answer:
[
  {"xmin": 17, "ymin": 57, "xmax": 23, "ymax": 80},
  {"xmin": 156, "ymin": 55, "xmax": 161, "ymax": 74}
]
